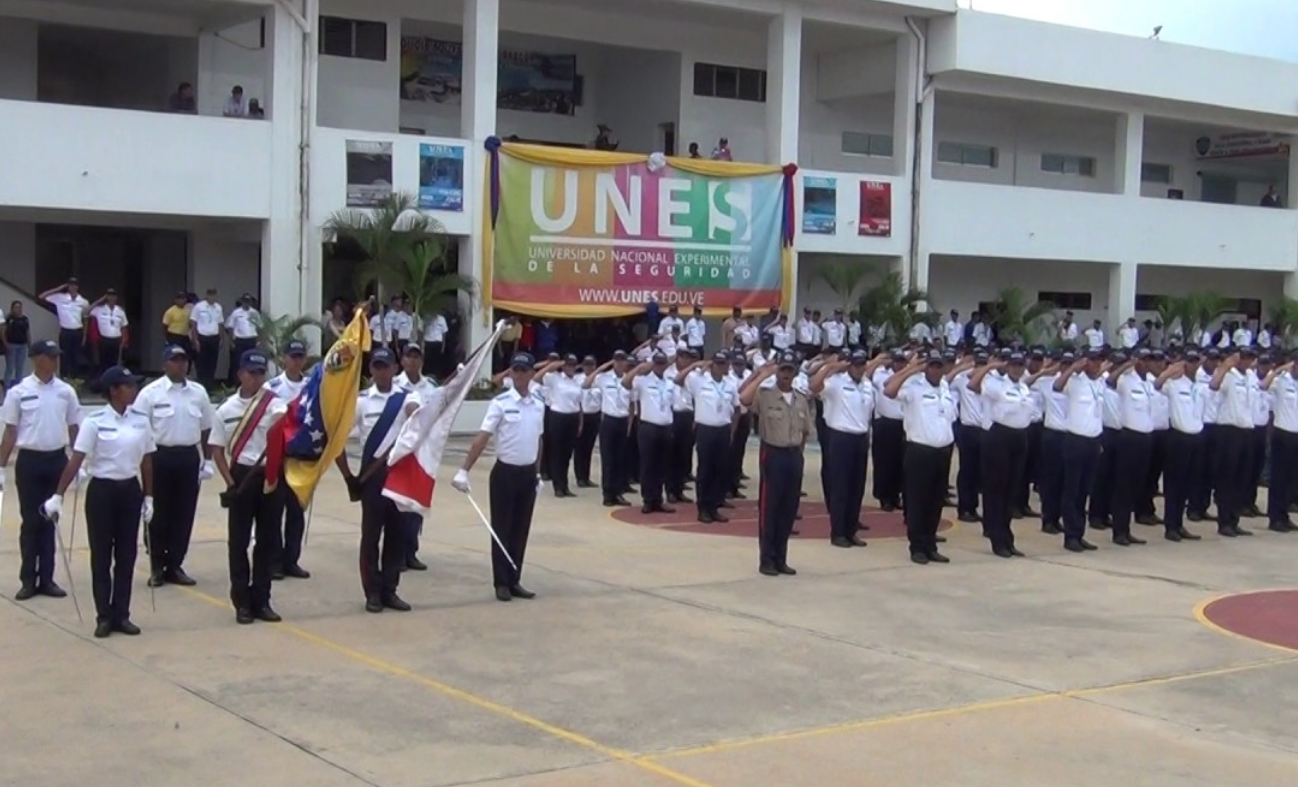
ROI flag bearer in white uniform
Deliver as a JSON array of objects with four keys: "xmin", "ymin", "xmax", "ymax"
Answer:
[
  {"xmin": 454, "ymin": 352, "xmax": 546, "ymax": 602},
  {"xmin": 395, "ymin": 343, "xmax": 440, "ymax": 571}
]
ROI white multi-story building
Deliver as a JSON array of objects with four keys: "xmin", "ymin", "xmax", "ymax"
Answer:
[{"xmin": 0, "ymin": 0, "xmax": 1295, "ymax": 367}]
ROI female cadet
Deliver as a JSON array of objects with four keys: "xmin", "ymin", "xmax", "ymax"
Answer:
[
  {"xmin": 968, "ymin": 351, "xmax": 1035, "ymax": 558},
  {"xmin": 42, "ymin": 366, "xmax": 155, "ymax": 638}
]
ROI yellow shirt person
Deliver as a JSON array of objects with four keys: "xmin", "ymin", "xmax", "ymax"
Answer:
[{"xmin": 162, "ymin": 293, "xmax": 192, "ymax": 344}]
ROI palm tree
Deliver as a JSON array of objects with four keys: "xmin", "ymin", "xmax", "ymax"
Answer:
[
  {"xmin": 1183, "ymin": 291, "xmax": 1234, "ymax": 342},
  {"xmin": 986, "ymin": 287, "xmax": 1056, "ymax": 345},
  {"xmin": 258, "ymin": 314, "xmax": 324, "ymax": 366},
  {"xmin": 817, "ymin": 258, "xmax": 873, "ymax": 316},
  {"xmin": 858, "ymin": 272, "xmax": 927, "ymax": 343},
  {"xmin": 1268, "ymin": 296, "xmax": 1298, "ymax": 349},
  {"xmin": 1154, "ymin": 295, "xmax": 1190, "ymax": 341},
  {"xmin": 385, "ymin": 235, "xmax": 476, "ymax": 332}
]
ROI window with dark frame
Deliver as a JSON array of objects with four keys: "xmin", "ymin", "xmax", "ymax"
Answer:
[
  {"xmin": 841, "ymin": 132, "xmax": 894, "ymax": 157},
  {"xmin": 319, "ymin": 16, "xmax": 387, "ymax": 61},
  {"xmin": 1141, "ymin": 163, "xmax": 1173, "ymax": 184},
  {"xmin": 1039, "ymin": 291, "xmax": 1093, "ymax": 310},
  {"xmin": 692, "ymin": 62, "xmax": 767, "ymax": 103},
  {"xmin": 1041, "ymin": 153, "xmax": 1097, "ymax": 177},
  {"xmin": 937, "ymin": 141, "xmax": 998, "ymax": 168}
]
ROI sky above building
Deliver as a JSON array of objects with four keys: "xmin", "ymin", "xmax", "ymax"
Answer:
[{"xmin": 968, "ymin": 0, "xmax": 1298, "ymax": 63}]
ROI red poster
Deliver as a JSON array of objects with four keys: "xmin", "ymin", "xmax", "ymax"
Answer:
[{"xmin": 859, "ymin": 181, "xmax": 892, "ymax": 237}]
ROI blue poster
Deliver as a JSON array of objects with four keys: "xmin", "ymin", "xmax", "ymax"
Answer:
[
  {"xmin": 400, "ymin": 37, "xmax": 577, "ymax": 115},
  {"xmin": 803, "ymin": 176, "xmax": 837, "ymax": 235},
  {"xmin": 419, "ymin": 144, "xmax": 464, "ymax": 211}
]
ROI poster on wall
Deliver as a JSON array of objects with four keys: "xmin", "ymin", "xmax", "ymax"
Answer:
[
  {"xmin": 858, "ymin": 181, "xmax": 892, "ymax": 237},
  {"xmin": 802, "ymin": 177, "xmax": 837, "ymax": 235},
  {"xmin": 345, "ymin": 140, "xmax": 393, "ymax": 207},
  {"xmin": 399, "ymin": 37, "xmax": 578, "ymax": 115},
  {"xmin": 1194, "ymin": 132, "xmax": 1290, "ymax": 160},
  {"xmin": 418, "ymin": 144, "xmax": 465, "ymax": 211},
  {"xmin": 488, "ymin": 148, "xmax": 787, "ymax": 316}
]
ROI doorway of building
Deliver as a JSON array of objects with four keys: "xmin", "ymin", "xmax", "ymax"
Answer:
[
  {"xmin": 659, "ymin": 122, "xmax": 676, "ymax": 157},
  {"xmin": 1200, "ymin": 174, "xmax": 1238, "ymax": 205}
]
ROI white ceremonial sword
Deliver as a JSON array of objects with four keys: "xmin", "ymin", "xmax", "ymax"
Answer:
[{"xmin": 464, "ymin": 492, "xmax": 517, "ymax": 572}]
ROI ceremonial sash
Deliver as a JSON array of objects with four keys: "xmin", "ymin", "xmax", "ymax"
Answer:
[
  {"xmin": 228, "ymin": 389, "xmax": 275, "ymax": 466},
  {"xmin": 361, "ymin": 391, "xmax": 408, "ymax": 469}
]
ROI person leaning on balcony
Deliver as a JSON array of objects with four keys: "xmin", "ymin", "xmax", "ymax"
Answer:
[
  {"xmin": 223, "ymin": 85, "xmax": 246, "ymax": 117},
  {"xmin": 39, "ymin": 278, "xmax": 90, "ymax": 381},
  {"xmin": 168, "ymin": 82, "xmax": 196, "ymax": 114},
  {"xmin": 1261, "ymin": 184, "xmax": 1283, "ymax": 208}
]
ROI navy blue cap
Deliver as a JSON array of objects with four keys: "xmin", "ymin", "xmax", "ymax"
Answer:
[
  {"xmin": 942, "ymin": 350, "xmax": 956, "ymax": 362},
  {"xmin": 1008, "ymin": 351, "xmax": 1026, "ymax": 364},
  {"xmin": 652, "ymin": 352, "xmax": 668, "ymax": 363},
  {"xmin": 239, "ymin": 349, "xmax": 269, "ymax": 372},
  {"xmin": 370, "ymin": 347, "xmax": 396, "ymax": 366},
  {"xmin": 403, "ymin": 343, "xmax": 423, "ymax": 356},
  {"xmin": 1240, "ymin": 346, "xmax": 1258, "ymax": 358},
  {"xmin": 925, "ymin": 351, "xmax": 944, "ymax": 365},
  {"xmin": 582, "ymin": 355, "xmax": 597, "ymax": 365},
  {"xmin": 1206, "ymin": 348, "xmax": 1222, "ymax": 360},
  {"xmin": 564, "ymin": 353, "xmax": 579, "ymax": 364},
  {"xmin": 100, "ymin": 366, "xmax": 139, "ymax": 389},
  {"xmin": 997, "ymin": 347, "xmax": 1013, "ymax": 360},
  {"xmin": 729, "ymin": 351, "xmax": 747, "ymax": 363},
  {"xmin": 162, "ymin": 344, "xmax": 188, "ymax": 361},
  {"xmin": 1084, "ymin": 348, "xmax": 1105, "ymax": 360},
  {"xmin": 1030, "ymin": 349, "xmax": 1046, "ymax": 360},
  {"xmin": 31, "ymin": 340, "xmax": 60, "ymax": 358},
  {"xmin": 1135, "ymin": 348, "xmax": 1152, "ymax": 360},
  {"xmin": 1261, "ymin": 353, "xmax": 1275, "ymax": 364},
  {"xmin": 1150, "ymin": 349, "xmax": 1167, "ymax": 361},
  {"xmin": 890, "ymin": 349, "xmax": 907, "ymax": 362},
  {"xmin": 712, "ymin": 351, "xmax": 729, "ymax": 364},
  {"xmin": 510, "ymin": 352, "xmax": 535, "ymax": 370},
  {"xmin": 1184, "ymin": 349, "xmax": 1202, "ymax": 361},
  {"xmin": 778, "ymin": 351, "xmax": 798, "ymax": 368},
  {"xmin": 285, "ymin": 339, "xmax": 307, "ymax": 357},
  {"xmin": 613, "ymin": 350, "xmax": 629, "ymax": 360},
  {"xmin": 849, "ymin": 349, "xmax": 869, "ymax": 365},
  {"xmin": 974, "ymin": 352, "xmax": 989, "ymax": 365},
  {"xmin": 1111, "ymin": 351, "xmax": 1129, "ymax": 364},
  {"xmin": 1061, "ymin": 351, "xmax": 1076, "ymax": 363},
  {"xmin": 547, "ymin": 352, "xmax": 561, "ymax": 361}
]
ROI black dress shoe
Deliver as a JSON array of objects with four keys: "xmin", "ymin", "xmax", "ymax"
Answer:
[
  {"xmin": 1112, "ymin": 534, "xmax": 1133, "ymax": 546},
  {"xmin": 40, "ymin": 582, "xmax": 67, "ymax": 598},
  {"xmin": 509, "ymin": 585, "xmax": 536, "ymax": 599},
  {"xmin": 957, "ymin": 512, "xmax": 981, "ymax": 523},
  {"xmin": 698, "ymin": 513, "xmax": 715, "ymax": 524},
  {"xmin": 1243, "ymin": 505, "xmax": 1262, "ymax": 518},
  {"xmin": 1135, "ymin": 515, "xmax": 1163, "ymax": 526},
  {"xmin": 777, "ymin": 564, "xmax": 797, "ymax": 575},
  {"xmin": 1269, "ymin": 522, "xmax": 1297, "ymax": 533},
  {"xmin": 1232, "ymin": 525, "xmax": 1253, "ymax": 536},
  {"xmin": 1089, "ymin": 518, "xmax": 1111, "ymax": 531},
  {"xmin": 881, "ymin": 503, "xmax": 897, "ymax": 512},
  {"xmin": 113, "ymin": 619, "xmax": 142, "ymax": 636},
  {"xmin": 675, "ymin": 495, "xmax": 693, "ymax": 504},
  {"xmin": 739, "ymin": 473, "xmax": 750, "ymax": 481},
  {"xmin": 1217, "ymin": 527, "xmax": 1237, "ymax": 538},
  {"xmin": 926, "ymin": 551, "xmax": 950, "ymax": 564},
  {"xmin": 382, "ymin": 595, "xmax": 412, "ymax": 611},
  {"xmin": 623, "ymin": 485, "xmax": 638, "ymax": 494},
  {"xmin": 759, "ymin": 564, "xmax": 780, "ymax": 576},
  {"xmin": 992, "ymin": 546, "xmax": 1013, "ymax": 558},
  {"xmin": 652, "ymin": 504, "xmax": 676, "ymax": 514},
  {"xmin": 1127, "ymin": 534, "xmax": 1147, "ymax": 545},
  {"xmin": 94, "ymin": 622, "xmax": 113, "ymax": 638},
  {"xmin": 365, "ymin": 595, "xmax": 384, "ymax": 613},
  {"xmin": 1020, "ymin": 507, "xmax": 1040, "ymax": 518},
  {"xmin": 794, "ymin": 512, "xmax": 803, "ymax": 521},
  {"xmin": 1187, "ymin": 512, "xmax": 1205, "ymax": 522},
  {"xmin": 148, "ymin": 571, "xmax": 167, "ymax": 588},
  {"xmin": 790, "ymin": 529, "xmax": 800, "ymax": 536},
  {"xmin": 614, "ymin": 496, "xmax": 632, "ymax": 506},
  {"xmin": 1042, "ymin": 523, "xmax": 1063, "ymax": 535},
  {"xmin": 799, "ymin": 491, "xmax": 807, "ymax": 498},
  {"xmin": 576, "ymin": 480, "xmax": 597, "ymax": 489},
  {"xmin": 495, "ymin": 587, "xmax": 512, "ymax": 602},
  {"xmin": 1176, "ymin": 528, "xmax": 1202, "ymax": 540},
  {"xmin": 910, "ymin": 552, "xmax": 929, "ymax": 565},
  {"xmin": 936, "ymin": 535, "xmax": 947, "ymax": 543},
  {"xmin": 712, "ymin": 512, "xmax": 730, "ymax": 523},
  {"xmin": 666, "ymin": 493, "xmax": 680, "ymax": 504},
  {"xmin": 831, "ymin": 536, "xmax": 853, "ymax": 548},
  {"xmin": 14, "ymin": 584, "xmax": 36, "ymax": 601},
  {"xmin": 1009, "ymin": 547, "xmax": 1026, "ymax": 557},
  {"xmin": 641, "ymin": 505, "xmax": 654, "ymax": 514},
  {"xmin": 404, "ymin": 557, "xmax": 427, "ymax": 572},
  {"xmin": 603, "ymin": 499, "xmax": 620, "ymax": 507},
  {"xmin": 283, "ymin": 565, "xmax": 312, "ymax": 579},
  {"xmin": 685, "ymin": 474, "xmax": 696, "ymax": 483},
  {"xmin": 1165, "ymin": 529, "xmax": 1183, "ymax": 542},
  {"xmin": 167, "ymin": 568, "xmax": 197, "ymax": 586},
  {"xmin": 271, "ymin": 568, "xmax": 286, "ymax": 581},
  {"xmin": 1064, "ymin": 539, "xmax": 1085, "ymax": 553},
  {"xmin": 1079, "ymin": 538, "xmax": 1098, "ymax": 551},
  {"xmin": 255, "ymin": 607, "xmax": 282, "ymax": 623},
  {"xmin": 730, "ymin": 491, "xmax": 747, "ymax": 500},
  {"xmin": 849, "ymin": 536, "xmax": 867, "ymax": 547},
  {"xmin": 236, "ymin": 608, "xmax": 255, "ymax": 625}
]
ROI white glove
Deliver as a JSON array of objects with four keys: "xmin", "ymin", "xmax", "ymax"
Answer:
[
  {"xmin": 199, "ymin": 460, "xmax": 216, "ymax": 482},
  {"xmin": 451, "ymin": 468, "xmax": 471, "ymax": 493},
  {"xmin": 142, "ymin": 496, "xmax": 154, "ymax": 525},
  {"xmin": 41, "ymin": 494, "xmax": 63, "ymax": 521},
  {"xmin": 495, "ymin": 319, "xmax": 508, "ymax": 331}
]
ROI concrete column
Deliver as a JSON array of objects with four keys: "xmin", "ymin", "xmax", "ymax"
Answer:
[
  {"xmin": 1107, "ymin": 262, "xmax": 1137, "ymax": 330},
  {"xmin": 260, "ymin": 4, "xmax": 307, "ymax": 323},
  {"xmin": 911, "ymin": 88, "xmax": 936, "ymax": 294},
  {"xmin": 1114, "ymin": 112, "xmax": 1144, "ymax": 196},
  {"xmin": 892, "ymin": 36, "xmax": 917, "ymax": 180},
  {"xmin": 1283, "ymin": 272, "xmax": 1298, "ymax": 299},
  {"xmin": 460, "ymin": 0, "xmax": 501, "ymax": 359},
  {"xmin": 1286, "ymin": 136, "xmax": 1298, "ymax": 209},
  {"xmin": 765, "ymin": 8, "xmax": 801, "ymax": 165}
]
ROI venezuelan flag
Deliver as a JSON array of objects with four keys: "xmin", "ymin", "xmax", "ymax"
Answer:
[{"xmin": 273, "ymin": 306, "xmax": 371, "ymax": 508}]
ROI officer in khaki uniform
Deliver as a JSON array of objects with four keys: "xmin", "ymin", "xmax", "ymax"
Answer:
[{"xmin": 738, "ymin": 351, "xmax": 815, "ymax": 577}]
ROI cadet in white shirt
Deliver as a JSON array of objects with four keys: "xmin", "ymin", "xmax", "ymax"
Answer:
[
  {"xmin": 541, "ymin": 354, "xmax": 585, "ymax": 497},
  {"xmin": 1209, "ymin": 349, "xmax": 1259, "ymax": 537},
  {"xmin": 1243, "ymin": 354, "xmax": 1274, "ymax": 519},
  {"xmin": 189, "ymin": 288, "xmax": 225, "ymax": 390},
  {"xmin": 909, "ymin": 321, "xmax": 933, "ymax": 345},
  {"xmin": 625, "ymin": 351, "xmax": 677, "ymax": 514},
  {"xmin": 871, "ymin": 351, "xmax": 909, "ymax": 511},
  {"xmin": 684, "ymin": 306, "xmax": 707, "ymax": 352},
  {"xmin": 382, "ymin": 297, "xmax": 414, "ymax": 353},
  {"xmin": 0, "ymin": 340, "xmax": 82, "ymax": 601},
  {"xmin": 264, "ymin": 340, "xmax": 311, "ymax": 580},
  {"xmin": 658, "ymin": 305, "xmax": 685, "ymax": 337},
  {"xmin": 454, "ymin": 352, "xmax": 546, "ymax": 602},
  {"xmin": 1117, "ymin": 318, "xmax": 1140, "ymax": 350},
  {"xmin": 736, "ymin": 316, "xmax": 760, "ymax": 350},
  {"xmin": 1262, "ymin": 352, "xmax": 1298, "ymax": 533},
  {"xmin": 209, "ymin": 349, "xmax": 288, "ymax": 625},
  {"xmin": 395, "ymin": 344, "xmax": 440, "ymax": 571},
  {"xmin": 810, "ymin": 350, "xmax": 885, "ymax": 547},
  {"xmin": 39, "ymin": 278, "xmax": 91, "ymax": 380},
  {"xmin": 335, "ymin": 348, "xmax": 421, "ymax": 613},
  {"xmin": 1083, "ymin": 320, "xmax": 1106, "ymax": 350},
  {"xmin": 1087, "ymin": 355, "xmax": 1126, "ymax": 532},
  {"xmin": 656, "ymin": 326, "xmax": 688, "ymax": 360},
  {"xmin": 1135, "ymin": 350, "xmax": 1173, "ymax": 527},
  {"xmin": 584, "ymin": 351, "xmax": 633, "ymax": 506},
  {"xmin": 795, "ymin": 308, "xmax": 818, "ymax": 356},
  {"xmin": 949, "ymin": 351, "xmax": 989, "ymax": 522},
  {"xmin": 224, "ymin": 294, "xmax": 261, "ymax": 387},
  {"xmin": 1053, "ymin": 349, "xmax": 1107, "ymax": 552},
  {"xmin": 1029, "ymin": 350, "xmax": 1073, "ymax": 535},
  {"xmin": 822, "ymin": 309, "xmax": 848, "ymax": 352},
  {"xmin": 727, "ymin": 352, "xmax": 755, "ymax": 499},
  {"xmin": 572, "ymin": 356, "xmax": 603, "ymax": 489},
  {"xmin": 943, "ymin": 310, "xmax": 963, "ymax": 348},
  {"xmin": 136, "ymin": 345, "xmax": 215, "ymax": 588},
  {"xmin": 1156, "ymin": 349, "xmax": 1206, "ymax": 541},
  {"xmin": 847, "ymin": 312, "xmax": 863, "ymax": 350},
  {"xmin": 1233, "ymin": 323, "xmax": 1254, "ymax": 348},
  {"xmin": 883, "ymin": 352, "xmax": 956, "ymax": 565},
  {"xmin": 43, "ymin": 366, "xmax": 155, "ymax": 638},
  {"xmin": 1107, "ymin": 350, "xmax": 1156, "ymax": 546},
  {"xmin": 766, "ymin": 316, "xmax": 794, "ymax": 351},
  {"xmin": 423, "ymin": 312, "xmax": 450, "ymax": 377},
  {"xmin": 88, "ymin": 288, "xmax": 130, "ymax": 378},
  {"xmin": 1189, "ymin": 349, "xmax": 1223, "ymax": 521},
  {"xmin": 666, "ymin": 350, "xmax": 698, "ymax": 505},
  {"xmin": 968, "ymin": 352, "xmax": 1035, "ymax": 558},
  {"xmin": 674, "ymin": 352, "xmax": 737, "ymax": 523}
]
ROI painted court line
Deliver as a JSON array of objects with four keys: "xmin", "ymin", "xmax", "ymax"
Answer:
[{"xmin": 172, "ymin": 584, "xmax": 720, "ymax": 787}]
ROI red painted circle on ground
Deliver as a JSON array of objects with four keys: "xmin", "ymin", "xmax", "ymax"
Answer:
[
  {"xmin": 610, "ymin": 499, "xmax": 952, "ymax": 540},
  {"xmin": 1202, "ymin": 590, "xmax": 1298, "ymax": 653}
]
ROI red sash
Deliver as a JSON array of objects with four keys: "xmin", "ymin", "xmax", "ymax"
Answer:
[{"xmin": 228, "ymin": 389, "xmax": 276, "ymax": 469}]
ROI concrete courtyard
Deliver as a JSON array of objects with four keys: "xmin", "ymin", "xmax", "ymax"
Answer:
[{"xmin": 2, "ymin": 439, "xmax": 1297, "ymax": 787}]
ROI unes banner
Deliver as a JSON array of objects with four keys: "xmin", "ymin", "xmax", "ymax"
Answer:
[{"xmin": 484, "ymin": 143, "xmax": 792, "ymax": 318}]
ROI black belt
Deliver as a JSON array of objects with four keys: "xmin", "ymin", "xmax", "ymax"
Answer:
[
  {"xmin": 18, "ymin": 448, "xmax": 66, "ymax": 458},
  {"xmin": 157, "ymin": 444, "xmax": 202, "ymax": 452}
]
